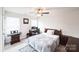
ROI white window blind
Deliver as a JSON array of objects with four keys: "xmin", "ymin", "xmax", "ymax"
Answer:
[{"xmin": 5, "ymin": 17, "xmax": 20, "ymax": 34}]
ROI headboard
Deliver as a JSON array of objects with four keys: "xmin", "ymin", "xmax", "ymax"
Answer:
[{"xmin": 44, "ymin": 28, "xmax": 62, "ymax": 36}]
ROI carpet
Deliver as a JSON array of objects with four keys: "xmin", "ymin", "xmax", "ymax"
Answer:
[{"xmin": 19, "ymin": 44, "xmax": 37, "ymax": 52}]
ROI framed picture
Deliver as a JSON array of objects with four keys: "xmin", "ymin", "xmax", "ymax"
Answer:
[{"xmin": 23, "ymin": 18, "xmax": 29, "ymax": 24}]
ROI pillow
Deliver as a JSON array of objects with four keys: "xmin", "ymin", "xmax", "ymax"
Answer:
[{"xmin": 47, "ymin": 30, "xmax": 54, "ymax": 35}]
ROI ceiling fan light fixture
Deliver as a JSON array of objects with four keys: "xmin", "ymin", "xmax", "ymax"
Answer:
[
  {"xmin": 37, "ymin": 13, "xmax": 43, "ymax": 16},
  {"xmin": 37, "ymin": 8, "xmax": 43, "ymax": 14},
  {"xmin": 34, "ymin": 7, "xmax": 50, "ymax": 16}
]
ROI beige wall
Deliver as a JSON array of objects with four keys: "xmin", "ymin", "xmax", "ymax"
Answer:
[
  {"xmin": 4, "ymin": 11, "xmax": 31, "ymax": 40},
  {"xmin": 38, "ymin": 8, "xmax": 79, "ymax": 38},
  {"xmin": 3, "ymin": 7, "xmax": 79, "ymax": 40},
  {"xmin": 20, "ymin": 15, "xmax": 31, "ymax": 39}
]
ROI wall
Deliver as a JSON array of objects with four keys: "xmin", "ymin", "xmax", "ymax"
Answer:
[
  {"xmin": 20, "ymin": 15, "xmax": 31, "ymax": 39},
  {"xmin": 4, "ymin": 11, "xmax": 31, "ymax": 40},
  {"xmin": 38, "ymin": 8, "xmax": 79, "ymax": 38},
  {"xmin": 3, "ymin": 7, "xmax": 79, "ymax": 40}
]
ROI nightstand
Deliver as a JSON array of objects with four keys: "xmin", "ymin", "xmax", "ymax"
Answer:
[{"xmin": 60, "ymin": 35, "xmax": 68, "ymax": 45}]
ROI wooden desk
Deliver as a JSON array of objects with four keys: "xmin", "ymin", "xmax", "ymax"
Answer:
[{"xmin": 27, "ymin": 29, "xmax": 40, "ymax": 38}]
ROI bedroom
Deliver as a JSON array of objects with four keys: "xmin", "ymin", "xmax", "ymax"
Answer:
[{"xmin": 0, "ymin": 7, "xmax": 79, "ymax": 52}]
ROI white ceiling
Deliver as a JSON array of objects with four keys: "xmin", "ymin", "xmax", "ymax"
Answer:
[
  {"xmin": 4, "ymin": 7, "xmax": 79, "ymax": 15},
  {"xmin": 4, "ymin": 7, "xmax": 35, "ymax": 15}
]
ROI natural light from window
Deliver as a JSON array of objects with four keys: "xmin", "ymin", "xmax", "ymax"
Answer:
[{"xmin": 5, "ymin": 17, "xmax": 20, "ymax": 34}]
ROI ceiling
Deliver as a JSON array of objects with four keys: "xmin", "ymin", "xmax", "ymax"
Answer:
[
  {"xmin": 4, "ymin": 7, "xmax": 35, "ymax": 15},
  {"xmin": 4, "ymin": 7, "xmax": 79, "ymax": 15}
]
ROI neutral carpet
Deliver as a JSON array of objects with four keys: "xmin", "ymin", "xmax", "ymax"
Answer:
[
  {"xmin": 19, "ymin": 44, "xmax": 37, "ymax": 52},
  {"xmin": 55, "ymin": 45, "xmax": 67, "ymax": 52}
]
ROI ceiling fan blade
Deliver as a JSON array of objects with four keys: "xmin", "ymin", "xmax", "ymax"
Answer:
[{"xmin": 42, "ymin": 12, "xmax": 49, "ymax": 14}]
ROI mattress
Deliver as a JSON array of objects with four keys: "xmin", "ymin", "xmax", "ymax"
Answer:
[{"xmin": 28, "ymin": 33, "xmax": 59, "ymax": 52}]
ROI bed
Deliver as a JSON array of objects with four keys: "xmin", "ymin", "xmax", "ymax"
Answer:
[{"xmin": 26, "ymin": 28, "xmax": 62, "ymax": 52}]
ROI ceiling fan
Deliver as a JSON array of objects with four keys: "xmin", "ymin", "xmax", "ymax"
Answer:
[
  {"xmin": 35, "ymin": 8, "xmax": 50, "ymax": 16},
  {"xmin": 29, "ymin": 8, "xmax": 50, "ymax": 16}
]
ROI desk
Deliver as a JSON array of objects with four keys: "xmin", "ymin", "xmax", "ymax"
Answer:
[{"xmin": 27, "ymin": 29, "xmax": 40, "ymax": 38}]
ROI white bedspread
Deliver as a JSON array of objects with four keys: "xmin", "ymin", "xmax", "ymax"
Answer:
[{"xmin": 28, "ymin": 33, "xmax": 59, "ymax": 52}]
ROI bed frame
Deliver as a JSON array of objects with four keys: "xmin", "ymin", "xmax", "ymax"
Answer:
[
  {"xmin": 44, "ymin": 28, "xmax": 62, "ymax": 42},
  {"xmin": 44, "ymin": 28, "xmax": 62, "ymax": 51},
  {"xmin": 44, "ymin": 28, "xmax": 62, "ymax": 35}
]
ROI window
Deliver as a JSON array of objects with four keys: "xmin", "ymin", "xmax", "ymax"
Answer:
[{"xmin": 5, "ymin": 17, "xmax": 20, "ymax": 34}]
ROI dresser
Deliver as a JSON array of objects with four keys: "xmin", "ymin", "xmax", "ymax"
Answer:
[{"xmin": 8, "ymin": 33, "xmax": 21, "ymax": 45}]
